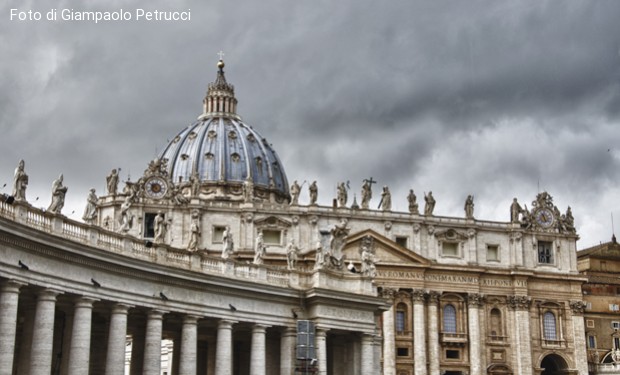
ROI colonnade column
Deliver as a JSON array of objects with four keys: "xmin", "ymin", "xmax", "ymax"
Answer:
[
  {"xmin": 143, "ymin": 309, "xmax": 165, "ymax": 375},
  {"xmin": 412, "ymin": 289, "xmax": 427, "ymax": 375},
  {"xmin": 30, "ymin": 289, "xmax": 60, "ymax": 375},
  {"xmin": 315, "ymin": 328, "xmax": 328, "ymax": 375},
  {"xmin": 361, "ymin": 333, "xmax": 374, "ymax": 375},
  {"xmin": 105, "ymin": 303, "xmax": 131, "ymax": 375},
  {"xmin": 280, "ymin": 327, "xmax": 296, "ymax": 375},
  {"xmin": 215, "ymin": 320, "xmax": 235, "ymax": 375},
  {"xmin": 68, "ymin": 297, "xmax": 97, "ymax": 375},
  {"xmin": 0, "ymin": 280, "xmax": 25, "ymax": 373},
  {"xmin": 467, "ymin": 294, "xmax": 483, "ymax": 375},
  {"xmin": 427, "ymin": 291, "xmax": 440, "ymax": 375},
  {"xmin": 381, "ymin": 288, "xmax": 396, "ymax": 375},
  {"xmin": 179, "ymin": 315, "xmax": 199, "ymax": 375},
  {"xmin": 509, "ymin": 295, "xmax": 532, "ymax": 375},
  {"xmin": 250, "ymin": 324, "xmax": 268, "ymax": 375}
]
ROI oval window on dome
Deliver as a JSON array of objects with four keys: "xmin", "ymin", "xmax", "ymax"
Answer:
[
  {"xmin": 188, "ymin": 132, "xmax": 197, "ymax": 140},
  {"xmin": 205, "ymin": 153, "xmax": 214, "ymax": 160},
  {"xmin": 231, "ymin": 153, "xmax": 240, "ymax": 162},
  {"xmin": 208, "ymin": 130, "xmax": 217, "ymax": 139},
  {"xmin": 228, "ymin": 131, "xmax": 238, "ymax": 140}
]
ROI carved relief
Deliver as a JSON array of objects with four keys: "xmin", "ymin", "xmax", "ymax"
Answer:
[
  {"xmin": 508, "ymin": 295, "xmax": 531, "ymax": 310},
  {"xmin": 411, "ymin": 289, "xmax": 426, "ymax": 302},
  {"xmin": 569, "ymin": 300, "xmax": 587, "ymax": 314},
  {"xmin": 412, "ymin": 223, "xmax": 421, "ymax": 233},
  {"xmin": 427, "ymin": 291, "xmax": 440, "ymax": 304},
  {"xmin": 467, "ymin": 293, "xmax": 484, "ymax": 306}
]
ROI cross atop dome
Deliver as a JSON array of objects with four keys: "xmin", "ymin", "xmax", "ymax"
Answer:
[{"xmin": 201, "ymin": 53, "xmax": 238, "ymax": 119}]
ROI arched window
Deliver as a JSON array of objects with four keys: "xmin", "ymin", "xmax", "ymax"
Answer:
[
  {"xmin": 395, "ymin": 303, "xmax": 407, "ymax": 334},
  {"xmin": 443, "ymin": 304, "xmax": 457, "ymax": 333},
  {"xmin": 489, "ymin": 308, "xmax": 502, "ymax": 337},
  {"xmin": 543, "ymin": 311, "xmax": 557, "ymax": 340}
]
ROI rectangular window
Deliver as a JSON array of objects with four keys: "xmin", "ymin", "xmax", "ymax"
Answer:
[
  {"xmin": 487, "ymin": 245, "xmax": 499, "ymax": 262},
  {"xmin": 446, "ymin": 350, "xmax": 460, "ymax": 359},
  {"xmin": 586, "ymin": 302, "xmax": 592, "ymax": 310},
  {"xmin": 397, "ymin": 348, "xmax": 409, "ymax": 357},
  {"xmin": 395, "ymin": 236, "xmax": 408, "ymax": 248},
  {"xmin": 262, "ymin": 230, "xmax": 282, "ymax": 245},
  {"xmin": 611, "ymin": 321, "xmax": 620, "ymax": 329},
  {"xmin": 610, "ymin": 304, "xmax": 620, "ymax": 312},
  {"xmin": 212, "ymin": 226, "xmax": 226, "ymax": 243},
  {"xmin": 615, "ymin": 337, "xmax": 620, "ymax": 349},
  {"xmin": 143, "ymin": 213, "xmax": 157, "ymax": 238},
  {"xmin": 442, "ymin": 242, "xmax": 459, "ymax": 257},
  {"xmin": 538, "ymin": 241, "xmax": 553, "ymax": 264},
  {"xmin": 395, "ymin": 311, "xmax": 405, "ymax": 333},
  {"xmin": 588, "ymin": 335, "xmax": 596, "ymax": 349}
]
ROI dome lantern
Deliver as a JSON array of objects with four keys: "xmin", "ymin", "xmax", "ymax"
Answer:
[{"xmin": 201, "ymin": 55, "xmax": 239, "ymax": 120}]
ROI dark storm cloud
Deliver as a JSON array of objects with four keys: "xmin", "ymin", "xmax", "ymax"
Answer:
[{"xmin": 1, "ymin": 0, "xmax": 619, "ymax": 248}]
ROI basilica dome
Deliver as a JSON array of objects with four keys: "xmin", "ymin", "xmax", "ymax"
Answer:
[{"xmin": 158, "ymin": 59, "xmax": 290, "ymax": 202}]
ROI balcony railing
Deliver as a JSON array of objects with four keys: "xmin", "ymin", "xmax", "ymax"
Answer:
[{"xmin": 0, "ymin": 200, "xmax": 377, "ymax": 296}]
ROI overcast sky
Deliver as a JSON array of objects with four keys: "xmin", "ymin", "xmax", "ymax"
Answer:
[{"xmin": 1, "ymin": 0, "xmax": 619, "ymax": 249}]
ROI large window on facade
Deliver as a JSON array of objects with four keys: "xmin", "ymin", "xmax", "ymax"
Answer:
[
  {"xmin": 395, "ymin": 303, "xmax": 407, "ymax": 333},
  {"xmin": 538, "ymin": 241, "xmax": 553, "ymax": 264},
  {"xmin": 443, "ymin": 304, "xmax": 457, "ymax": 333},
  {"xmin": 543, "ymin": 311, "xmax": 557, "ymax": 340},
  {"xmin": 489, "ymin": 308, "xmax": 502, "ymax": 338}
]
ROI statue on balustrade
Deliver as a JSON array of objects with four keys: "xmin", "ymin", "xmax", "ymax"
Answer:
[
  {"xmin": 407, "ymin": 189, "xmax": 419, "ymax": 214},
  {"xmin": 154, "ymin": 211, "xmax": 169, "ymax": 244},
  {"xmin": 106, "ymin": 168, "xmax": 119, "ymax": 195},
  {"xmin": 308, "ymin": 180, "xmax": 318, "ymax": 205},
  {"xmin": 253, "ymin": 232, "xmax": 266, "ymax": 265},
  {"xmin": 337, "ymin": 182, "xmax": 348, "ymax": 207},
  {"xmin": 82, "ymin": 188, "xmax": 98, "ymax": 222},
  {"xmin": 464, "ymin": 195, "xmax": 474, "ymax": 219},
  {"xmin": 187, "ymin": 210, "xmax": 201, "ymax": 251},
  {"xmin": 48, "ymin": 174, "xmax": 68, "ymax": 214},
  {"xmin": 424, "ymin": 191, "xmax": 435, "ymax": 216},
  {"xmin": 221, "ymin": 226, "xmax": 234, "ymax": 259},
  {"xmin": 286, "ymin": 239, "xmax": 300, "ymax": 270},
  {"xmin": 12, "ymin": 159, "xmax": 28, "ymax": 201}
]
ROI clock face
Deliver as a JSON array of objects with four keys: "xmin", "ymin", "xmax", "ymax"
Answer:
[
  {"xmin": 145, "ymin": 177, "xmax": 168, "ymax": 199},
  {"xmin": 535, "ymin": 208, "xmax": 554, "ymax": 228}
]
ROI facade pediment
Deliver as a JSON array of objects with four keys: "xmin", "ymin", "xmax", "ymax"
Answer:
[
  {"xmin": 253, "ymin": 215, "xmax": 292, "ymax": 228},
  {"xmin": 341, "ymin": 229, "xmax": 431, "ymax": 266}
]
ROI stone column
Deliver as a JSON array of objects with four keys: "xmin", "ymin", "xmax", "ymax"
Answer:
[
  {"xmin": 361, "ymin": 333, "xmax": 375, "ymax": 375},
  {"xmin": 316, "ymin": 328, "xmax": 328, "ymax": 375},
  {"xmin": 373, "ymin": 335, "xmax": 382, "ymax": 375},
  {"xmin": 179, "ymin": 315, "xmax": 199, "ymax": 375},
  {"xmin": 570, "ymin": 301, "xmax": 589, "ymax": 375},
  {"xmin": 427, "ymin": 291, "xmax": 440, "ymax": 375},
  {"xmin": 215, "ymin": 320, "xmax": 235, "ymax": 375},
  {"xmin": 467, "ymin": 294, "xmax": 483, "ymax": 375},
  {"xmin": 412, "ymin": 290, "xmax": 427, "ymax": 375},
  {"xmin": 250, "ymin": 324, "xmax": 268, "ymax": 375},
  {"xmin": 382, "ymin": 289, "xmax": 396, "ymax": 375},
  {"xmin": 68, "ymin": 297, "xmax": 97, "ymax": 375},
  {"xmin": 0, "ymin": 280, "xmax": 24, "ymax": 374},
  {"xmin": 105, "ymin": 303, "xmax": 131, "ymax": 375},
  {"xmin": 280, "ymin": 327, "xmax": 296, "ymax": 375},
  {"xmin": 509, "ymin": 295, "xmax": 532, "ymax": 375},
  {"xmin": 30, "ymin": 289, "xmax": 59, "ymax": 375},
  {"xmin": 143, "ymin": 309, "xmax": 165, "ymax": 375}
]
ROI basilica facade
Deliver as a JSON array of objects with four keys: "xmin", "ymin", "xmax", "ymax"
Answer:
[{"xmin": 0, "ymin": 59, "xmax": 589, "ymax": 375}]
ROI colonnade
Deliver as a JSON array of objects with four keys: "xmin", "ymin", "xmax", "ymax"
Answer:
[{"xmin": 0, "ymin": 279, "xmax": 379, "ymax": 375}]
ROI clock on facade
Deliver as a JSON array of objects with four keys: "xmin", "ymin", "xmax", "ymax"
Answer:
[
  {"xmin": 534, "ymin": 207, "xmax": 555, "ymax": 228},
  {"xmin": 144, "ymin": 176, "xmax": 168, "ymax": 199}
]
